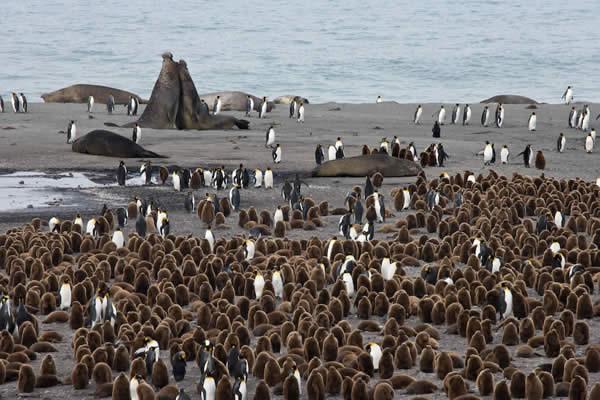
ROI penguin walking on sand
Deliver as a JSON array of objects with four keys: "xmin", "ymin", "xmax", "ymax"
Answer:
[
  {"xmin": 0, "ymin": 96, "xmax": 4, "ymax": 113},
  {"xmin": 586, "ymin": 133, "xmax": 594, "ymax": 153},
  {"xmin": 259, "ymin": 96, "xmax": 267, "ymax": 118},
  {"xmin": 562, "ymin": 86, "xmax": 573, "ymax": 104},
  {"xmin": 481, "ymin": 106, "xmax": 489, "ymax": 126},
  {"xmin": 451, "ymin": 104, "xmax": 460, "ymax": 124},
  {"xmin": 10, "ymin": 92, "xmax": 19, "ymax": 112},
  {"xmin": 117, "ymin": 161, "xmax": 127, "ymax": 186},
  {"xmin": 59, "ymin": 279, "xmax": 72, "ymax": 310},
  {"xmin": 132, "ymin": 123, "xmax": 141, "ymax": 144},
  {"xmin": 213, "ymin": 95, "xmax": 222, "ymax": 115},
  {"xmin": 272, "ymin": 144, "xmax": 282, "ymax": 163},
  {"xmin": 517, "ymin": 145, "xmax": 534, "ymax": 167},
  {"xmin": 557, "ymin": 133, "xmax": 566, "ymax": 152},
  {"xmin": 528, "ymin": 112, "xmax": 536, "ymax": 131},
  {"xmin": 435, "ymin": 105, "xmax": 446, "ymax": 125},
  {"xmin": 463, "ymin": 104, "xmax": 471, "ymax": 125},
  {"xmin": 414, "ymin": 105, "xmax": 423, "ymax": 124},
  {"xmin": 264, "ymin": 168, "xmax": 273, "ymax": 189},
  {"xmin": 289, "ymin": 100, "xmax": 297, "ymax": 118},
  {"xmin": 19, "ymin": 93, "xmax": 27, "ymax": 112},
  {"xmin": 500, "ymin": 145, "xmax": 509, "ymax": 164},
  {"xmin": 483, "ymin": 141, "xmax": 494, "ymax": 166},
  {"xmin": 253, "ymin": 169, "xmax": 263, "ymax": 188},
  {"xmin": 495, "ymin": 103, "xmax": 504, "ymax": 127},
  {"xmin": 67, "ymin": 120, "xmax": 76, "ymax": 144},
  {"xmin": 298, "ymin": 102, "xmax": 305, "ymax": 122},
  {"xmin": 245, "ymin": 95, "xmax": 253, "ymax": 116},
  {"xmin": 127, "ymin": 96, "xmax": 135, "ymax": 115},
  {"xmin": 265, "ymin": 125, "xmax": 275, "ymax": 148},
  {"xmin": 140, "ymin": 162, "xmax": 152, "ymax": 185},
  {"xmin": 376, "ymin": 95, "xmax": 383, "ymax": 103},
  {"xmin": 582, "ymin": 107, "xmax": 590, "ymax": 131},
  {"xmin": 107, "ymin": 95, "xmax": 115, "ymax": 113},
  {"xmin": 497, "ymin": 283, "xmax": 513, "ymax": 321},
  {"xmin": 173, "ymin": 171, "xmax": 181, "ymax": 192},
  {"xmin": 315, "ymin": 144, "xmax": 324, "ymax": 165},
  {"xmin": 87, "ymin": 96, "xmax": 94, "ymax": 113}
]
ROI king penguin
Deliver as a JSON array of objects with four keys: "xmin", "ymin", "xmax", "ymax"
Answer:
[
  {"xmin": 315, "ymin": 144, "xmax": 324, "ymax": 165},
  {"xmin": 569, "ymin": 107, "xmax": 577, "ymax": 128},
  {"xmin": 451, "ymin": 103, "xmax": 460, "ymax": 124},
  {"xmin": 136, "ymin": 213, "xmax": 147, "ymax": 237},
  {"xmin": 562, "ymin": 86, "xmax": 573, "ymax": 104},
  {"xmin": 184, "ymin": 192, "xmax": 195, "ymax": 213},
  {"xmin": 253, "ymin": 269, "xmax": 265, "ymax": 299},
  {"xmin": 366, "ymin": 343, "xmax": 382, "ymax": 371},
  {"xmin": 205, "ymin": 226, "xmax": 215, "ymax": 253},
  {"xmin": 328, "ymin": 145, "xmax": 336, "ymax": 161},
  {"xmin": 297, "ymin": 102, "xmax": 305, "ymax": 122},
  {"xmin": 213, "ymin": 95, "xmax": 222, "ymax": 115},
  {"xmin": 112, "ymin": 227, "xmax": 125, "ymax": 247},
  {"xmin": 67, "ymin": 120, "xmax": 76, "ymax": 144},
  {"xmin": 463, "ymin": 104, "xmax": 471, "ymax": 125},
  {"xmin": 59, "ymin": 279, "xmax": 72, "ymax": 310},
  {"xmin": 245, "ymin": 95, "xmax": 253, "ymax": 116},
  {"xmin": 483, "ymin": 141, "xmax": 494, "ymax": 166},
  {"xmin": 272, "ymin": 144, "xmax": 282, "ymax": 163},
  {"xmin": 171, "ymin": 351, "xmax": 187, "ymax": 382},
  {"xmin": 528, "ymin": 112, "xmax": 536, "ymax": 131},
  {"xmin": 557, "ymin": 133, "xmax": 566, "ymax": 152},
  {"xmin": 436, "ymin": 105, "xmax": 446, "ymax": 125},
  {"xmin": 87, "ymin": 95, "xmax": 94, "ymax": 113},
  {"xmin": 10, "ymin": 92, "xmax": 19, "ymax": 113},
  {"xmin": 518, "ymin": 145, "xmax": 533, "ymax": 167},
  {"xmin": 233, "ymin": 376, "xmax": 247, "ymax": 400},
  {"xmin": 481, "ymin": 106, "xmax": 489, "ymax": 126},
  {"xmin": 259, "ymin": 96, "xmax": 267, "ymax": 118},
  {"xmin": 230, "ymin": 185, "xmax": 241, "ymax": 211},
  {"xmin": 107, "ymin": 94, "xmax": 115, "ymax": 113},
  {"xmin": 265, "ymin": 125, "xmax": 275, "ymax": 148},
  {"xmin": 289, "ymin": 100, "xmax": 297, "ymax": 118},
  {"xmin": 132, "ymin": 123, "xmax": 142, "ymax": 144},
  {"xmin": 19, "ymin": 93, "xmax": 27, "ymax": 112},
  {"xmin": 272, "ymin": 265, "xmax": 284, "ymax": 299},
  {"xmin": 495, "ymin": 103, "xmax": 504, "ymax": 127},
  {"xmin": 117, "ymin": 161, "xmax": 127, "ymax": 186},
  {"xmin": 414, "ymin": 104, "xmax": 423, "ymax": 124},
  {"xmin": 264, "ymin": 168, "xmax": 273, "ymax": 189},
  {"xmin": 500, "ymin": 145, "xmax": 509, "ymax": 164},
  {"xmin": 0, "ymin": 96, "xmax": 3, "ymax": 113},
  {"xmin": 585, "ymin": 133, "xmax": 594, "ymax": 153}
]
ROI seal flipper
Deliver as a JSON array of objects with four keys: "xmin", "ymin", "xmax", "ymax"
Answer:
[{"xmin": 234, "ymin": 119, "xmax": 250, "ymax": 130}]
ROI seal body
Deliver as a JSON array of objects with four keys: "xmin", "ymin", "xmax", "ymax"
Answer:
[
  {"xmin": 72, "ymin": 130, "xmax": 165, "ymax": 158},
  {"xmin": 480, "ymin": 94, "xmax": 537, "ymax": 104},
  {"xmin": 41, "ymin": 84, "xmax": 145, "ymax": 104},
  {"xmin": 312, "ymin": 154, "xmax": 421, "ymax": 177}
]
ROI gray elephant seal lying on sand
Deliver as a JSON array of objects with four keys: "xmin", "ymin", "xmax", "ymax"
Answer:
[
  {"xmin": 312, "ymin": 154, "xmax": 421, "ymax": 177},
  {"xmin": 42, "ymin": 84, "xmax": 145, "ymax": 104},
  {"xmin": 72, "ymin": 130, "xmax": 165, "ymax": 158},
  {"xmin": 480, "ymin": 94, "xmax": 538, "ymax": 104}
]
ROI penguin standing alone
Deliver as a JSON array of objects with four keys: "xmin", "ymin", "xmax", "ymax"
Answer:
[
  {"xmin": 481, "ymin": 106, "xmax": 489, "ymax": 126},
  {"xmin": 87, "ymin": 96, "xmax": 94, "ymax": 113},
  {"xmin": 517, "ymin": 145, "xmax": 533, "ymax": 167},
  {"xmin": 132, "ymin": 123, "xmax": 142, "ymax": 144},
  {"xmin": 289, "ymin": 100, "xmax": 297, "ymax": 118},
  {"xmin": 436, "ymin": 105, "xmax": 446, "ymax": 125},
  {"xmin": 463, "ymin": 104, "xmax": 471, "ymax": 125},
  {"xmin": 495, "ymin": 103, "xmax": 504, "ymax": 127},
  {"xmin": 264, "ymin": 168, "xmax": 273, "ymax": 189},
  {"xmin": 272, "ymin": 144, "xmax": 282, "ymax": 163},
  {"xmin": 500, "ymin": 145, "xmax": 509, "ymax": 164},
  {"xmin": 213, "ymin": 95, "xmax": 222, "ymax": 115},
  {"xmin": 117, "ymin": 161, "xmax": 127, "ymax": 186},
  {"xmin": 259, "ymin": 96, "xmax": 267, "ymax": 118},
  {"xmin": 328, "ymin": 145, "xmax": 336, "ymax": 161},
  {"xmin": 528, "ymin": 112, "xmax": 536, "ymax": 131},
  {"xmin": 107, "ymin": 95, "xmax": 115, "ymax": 113},
  {"xmin": 245, "ymin": 95, "xmax": 253, "ymax": 116},
  {"xmin": 297, "ymin": 102, "xmax": 305, "ymax": 123},
  {"xmin": 315, "ymin": 144, "xmax": 324, "ymax": 165},
  {"xmin": 67, "ymin": 120, "xmax": 76, "ymax": 144},
  {"xmin": 414, "ymin": 105, "xmax": 423, "ymax": 124},
  {"xmin": 585, "ymin": 133, "xmax": 594, "ymax": 153},
  {"xmin": 562, "ymin": 86, "xmax": 573, "ymax": 104},
  {"xmin": 483, "ymin": 141, "xmax": 494, "ymax": 166},
  {"xmin": 265, "ymin": 126, "xmax": 275, "ymax": 148},
  {"xmin": 59, "ymin": 279, "xmax": 72, "ymax": 310},
  {"xmin": 557, "ymin": 133, "xmax": 566, "ymax": 152}
]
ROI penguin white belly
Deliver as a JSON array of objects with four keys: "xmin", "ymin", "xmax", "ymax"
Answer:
[
  {"xmin": 254, "ymin": 275, "xmax": 265, "ymax": 298},
  {"xmin": 415, "ymin": 108, "xmax": 422, "ymax": 124},
  {"xmin": 112, "ymin": 231, "xmax": 124, "ymax": 248},
  {"xmin": 272, "ymin": 273, "xmax": 283, "ymax": 298},
  {"xmin": 370, "ymin": 344, "xmax": 382, "ymax": 371},
  {"xmin": 328, "ymin": 146, "xmax": 336, "ymax": 161},
  {"xmin": 438, "ymin": 109, "xmax": 446, "ymax": 124},
  {"xmin": 254, "ymin": 171, "xmax": 263, "ymax": 188},
  {"xmin": 586, "ymin": 136, "xmax": 594, "ymax": 153},
  {"xmin": 501, "ymin": 148, "xmax": 509, "ymax": 164},
  {"xmin": 264, "ymin": 171, "xmax": 273, "ymax": 189},
  {"xmin": 59, "ymin": 285, "xmax": 71, "ymax": 310},
  {"xmin": 528, "ymin": 116, "xmax": 536, "ymax": 131},
  {"xmin": 403, "ymin": 191, "xmax": 410, "ymax": 209}
]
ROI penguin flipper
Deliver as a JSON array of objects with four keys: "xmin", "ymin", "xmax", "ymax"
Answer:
[{"xmin": 234, "ymin": 119, "xmax": 250, "ymax": 130}]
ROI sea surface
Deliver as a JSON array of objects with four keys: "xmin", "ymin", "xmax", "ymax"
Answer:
[{"xmin": 2, "ymin": 0, "xmax": 599, "ymax": 104}]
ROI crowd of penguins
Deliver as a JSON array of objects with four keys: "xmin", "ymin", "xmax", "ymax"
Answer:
[{"xmin": 1, "ymin": 86, "xmax": 600, "ymax": 399}]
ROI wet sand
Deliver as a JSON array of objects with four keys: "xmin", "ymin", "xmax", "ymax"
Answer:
[{"xmin": 0, "ymin": 100, "xmax": 599, "ymax": 399}]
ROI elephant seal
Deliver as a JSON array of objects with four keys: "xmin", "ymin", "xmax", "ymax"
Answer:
[
  {"xmin": 41, "ymin": 84, "xmax": 145, "ymax": 104},
  {"xmin": 274, "ymin": 95, "xmax": 310, "ymax": 105},
  {"xmin": 312, "ymin": 154, "xmax": 421, "ymax": 177},
  {"xmin": 480, "ymin": 95, "xmax": 538, "ymax": 104},
  {"xmin": 176, "ymin": 60, "xmax": 249, "ymax": 130},
  {"xmin": 199, "ymin": 91, "xmax": 274, "ymax": 112},
  {"xmin": 135, "ymin": 52, "xmax": 181, "ymax": 129},
  {"xmin": 72, "ymin": 130, "xmax": 166, "ymax": 158}
]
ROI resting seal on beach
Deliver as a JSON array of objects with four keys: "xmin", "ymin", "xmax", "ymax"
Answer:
[
  {"xmin": 124, "ymin": 53, "xmax": 249, "ymax": 130},
  {"xmin": 41, "ymin": 84, "xmax": 146, "ymax": 104},
  {"xmin": 72, "ymin": 130, "xmax": 165, "ymax": 158},
  {"xmin": 312, "ymin": 154, "xmax": 421, "ymax": 177},
  {"xmin": 199, "ymin": 92, "xmax": 274, "ymax": 112},
  {"xmin": 480, "ymin": 95, "xmax": 538, "ymax": 104},
  {"xmin": 274, "ymin": 95, "xmax": 310, "ymax": 105}
]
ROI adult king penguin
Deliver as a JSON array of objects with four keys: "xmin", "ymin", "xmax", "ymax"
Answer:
[
  {"xmin": 272, "ymin": 144, "xmax": 282, "ymax": 163},
  {"xmin": 481, "ymin": 106, "xmax": 489, "ymax": 126},
  {"xmin": 87, "ymin": 95, "xmax": 94, "ymax": 113},
  {"xmin": 265, "ymin": 125, "xmax": 275, "ymax": 148},
  {"xmin": 67, "ymin": 120, "xmax": 76, "ymax": 144},
  {"xmin": 315, "ymin": 144, "xmax": 324, "ymax": 164},
  {"xmin": 297, "ymin": 102, "xmax": 305, "ymax": 122},
  {"xmin": 495, "ymin": 103, "xmax": 504, "ymax": 127},
  {"xmin": 451, "ymin": 104, "xmax": 461, "ymax": 124},
  {"xmin": 414, "ymin": 105, "xmax": 423, "ymax": 124},
  {"xmin": 585, "ymin": 133, "xmax": 594, "ymax": 153},
  {"xmin": 436, "ymin": 105, "xmax": 446, "ymax": 125},
  {"xmin": 500, "ymin": 145, "xmax": 509, "ymax": 164},
  {"xmin": 518, "ymin": 145, "xmax": 534, "ymax": 167},
  {"xmin": 463, "ymin": 104, "xmax": 471, "ymax": 125},
  {"xmin": 557, "ymin": 133, "xmax": 566, "ymax": 153},
  {"xmin": 10, "ymin": 92, "xmax": 19, "ymax": 113},
  {"xmin": 562, "ymin": 85, "xmax": 573, "ymax": 104},
  {"xmin": 117, "ymin": 161, "xmax": 127, "ymax": 186},
  {"xmin": 328, "ymin": 145, "xmax": 336, "ymax": 161},
  {"xmin": 259, "ymin": 96, "xmax": 267, "ymax": 118},
  {"xmin": 0, "ymin": 96, "xmax": 3, "ymax": 113},
  {"xmin": 289, "ymin": 100, "xmax": 297, "ymax": 118},
  {"xmin": 245, "ymin": 95, "xmax": 253, "ymax": 117},
  {"xmin": 213, "ymin": 95, "xmax": 222, "ymax": 115},
  {"xmin": 132, "ymin": 123, "xmax": 142, "ymax": 144},
  {"xmin": 107, "ymin": 94, "xmax": 115, "ymax": 113},
  {"xmin": 19, "ymin": 93, "xmax": 27, "ymax": 112},
  {"xmin": 483, "ymin": 141, "xmax": 494, "ymax": 166},
  {"xmin": 528, "ymin": 112, "xmax": 536, "ymax": 131}
]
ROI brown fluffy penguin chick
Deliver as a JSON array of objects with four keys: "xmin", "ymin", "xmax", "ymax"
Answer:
[
  {"xmin": 71, "ymin": 362, "xmax": 88, "ymax": 389},
  {"xmin": 264, "ymin": 359, "xmax": 281, "ymax": 387},
  {"xmin": 216, "ymin": 376, "xmax": 232, "ymax": 400},
  {"xmin": 274, "ymin": 221, "xmax": 286, "ymax": 238},
  {"xmin": 113, "ymin": 345, "xmax": 130, "ymax": 372},
  {"xmin": 283, "ymin": 373, "xmax": 300, "ymax": 400},
  {"xmin": 569, "ymin": 375, "xmax": 587, "ymax": 400},
  {"xmin": 145, "ymin": 215, "xmax": 156, "ymax": 233},
  {"xmin": 525, "ymin": 372, "xmax": 543, "ymax": 400},
  {"xmin": 419, "ymin": 346, "xmax": 435, "ymax": 373},
  {"xmin": 351, "ymin": 378, "xmax": 369, "ymax": 399},
  {"xmin": 307, "ymin": 371, "xmax": 325, "ymax": 400},
  {"xmin": 92, "ymin": 362, "xmax": 112, "ymax": 385},
  {"xmin": 477, "ymin": 369, "xmax": 494, "ymax": 396},
  {"xmin": 128, "ymin": 201, "xmax": 138, "ymax": 219},
  {"xmin": 447, "ymin": 374, "xmax": 467, "ymax": 399},
  {"xmin": 509, "ymin": 370, "xmax": 526, "ymax": 398},
  {"xmin": 322, "ymin": 334, "xmax": 338, "ymax": 362},
  {"xmin": 373, "ymin": 382, "xmax": 394, "ymax": 400},
  {"xmin": 494, "ymin": 379, "xmax": 511, "ymax": 400},
  {"xmin": 326, "ymin": 366, "xmax": 342, "ymax": 394},
  {"xmin": 535, "ymin": 151, "xmax": 545, "ymax": 170},
  {"xmin": 112, "ymin": 372, "xmax": 130, "ymax": 400},
  {"xmin": 137, "ymin": 382, "xmax": 156, "ymax": 400},
  {"xmin": 372, "ymin": 172, "xmax": 384, "ymax": 188},
  {"xmin": 40, "ymin": 354, "xmax": 57, "ymax": 376},
  {"xmin": 201, "ymin": 201, "xmax": 216, "ymax": 225},
  {"xmin": 253, "ymin": 380, "xmax": 271, "ymax": 400},
  {"xmin": 17, "ymin": 364, "xmax": 36, "ymax": 393},
  {"xmin": 159, "ymin": 166, "xmax": 169, "ymax": 184},
  {"xmin": 151, "ymin": 359, "xmax": 169, "ymax": 389},
  {"xmin": 379, "ymin": 349, "xmax": 395, "ymax": 379}
]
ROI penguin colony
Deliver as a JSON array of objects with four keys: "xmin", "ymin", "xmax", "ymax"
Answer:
[
  {"xmin": 2, "ymin": 165, "xmax": 600, "ymax": 399},
  {"xmin": 2, "ymin": 86, "xmax": 600, "ymax": 399}
]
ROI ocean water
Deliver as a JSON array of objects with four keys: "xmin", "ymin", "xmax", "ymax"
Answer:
[{"xmin": 2, "ymin": 0, "xmax": 599, "ymax": 104}]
